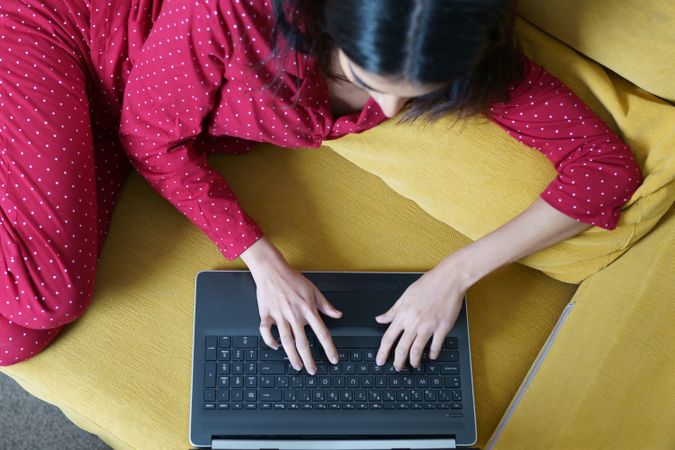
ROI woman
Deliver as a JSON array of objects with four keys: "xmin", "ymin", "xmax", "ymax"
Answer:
[{"xmin": 0, "ymin": 0, "xmax": 641, "ymax": 367}]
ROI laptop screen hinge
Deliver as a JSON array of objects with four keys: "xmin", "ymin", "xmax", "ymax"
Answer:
[{"xmin": 211, "ymin": 438, "xmax": 456, "ymax": 449}]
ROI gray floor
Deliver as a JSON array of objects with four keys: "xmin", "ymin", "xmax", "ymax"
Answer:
[{"xmin": 0, "ymin": 372, "xmax": 111, "ymax": 450}]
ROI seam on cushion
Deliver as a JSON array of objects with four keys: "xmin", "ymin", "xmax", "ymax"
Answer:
[
  {"xmin": 485, "ymin": 300, "xmax": 577, "ymax": 449},
  {"xmin": 0, "ymin": 370, "xmax": 137, "ymax": 450}
]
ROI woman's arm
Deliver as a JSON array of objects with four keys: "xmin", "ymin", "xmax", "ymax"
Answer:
[{"xmin": 374, "ymin": 197, "xmax": 589, "ymax": 370}]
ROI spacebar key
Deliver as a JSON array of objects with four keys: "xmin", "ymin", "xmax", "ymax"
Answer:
[{"xmin": 332, "ymin": 336, "xmax": 382, "ymax": 349}]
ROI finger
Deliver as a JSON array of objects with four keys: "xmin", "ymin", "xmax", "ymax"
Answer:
[
  {"xmin": 393, "ymin": 329, "xmax": 417, "ymax": 371},
  {"xmin": 290, "ymin": 322, "xmax": 316, "ymax": 375},
  {"xmin": 429, "ymin": 328, "xmax": 449, "ymax": 360},
  {"xmin": 259, "ymin": 316, "xmax": 279, "ymax": 350},
  {"xmin": 275, "ymin": 318, "xmax": 303, "ymax": 371},
  {"xmin": 305, "ymin": 310, "xmax": 339, "ymax": 365},
  {"xmin": 376, "ymin": 320, "xmax": 403, "ymax": 366},
  {"xmin": 409, "ymin": 331, "xmax": 433, "ymax": 369},
  {"xmin": 314, "ymin": 289, "xmax": 343, "ymax": 319},
  {"xmin": 375, "ymin": 303, "xmax": 398, "ymax": 324}
]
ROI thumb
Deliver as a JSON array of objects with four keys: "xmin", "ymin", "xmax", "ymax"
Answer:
[
  {"xmin": 315, "ymin": 290, "xmax": 343, "ymax": 318},
  {"xmin": 375, "ymin": 306, "xmax": 396, "ymax": 324}
]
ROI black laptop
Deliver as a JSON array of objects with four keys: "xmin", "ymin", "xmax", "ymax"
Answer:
[{"xmin": 190, "ymin": 271, "xmax": 477, "ymax": 449}]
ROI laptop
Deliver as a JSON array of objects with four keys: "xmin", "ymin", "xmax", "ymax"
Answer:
[{"xmin": 190, "ymin": 271, "xmax": 477, "ymax": 449}]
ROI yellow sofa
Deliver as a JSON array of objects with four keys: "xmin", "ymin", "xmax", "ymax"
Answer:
[{"xmin": 2, "ymin": 1, "xmax": 673, "ymax": 449}]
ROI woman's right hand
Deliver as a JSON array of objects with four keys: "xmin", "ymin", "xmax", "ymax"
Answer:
[{"xmin": 240, "ymin": 237, "xmax": 342, "ymax": 375}]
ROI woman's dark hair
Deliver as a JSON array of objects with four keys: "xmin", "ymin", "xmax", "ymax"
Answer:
[{"xmin": 272, "ymin": 0, "xmax": 526, "ymax": 122}]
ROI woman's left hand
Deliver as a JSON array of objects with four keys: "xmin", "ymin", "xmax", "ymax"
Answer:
[{"xmin": 374, "ymin": 262, "xmax": 471, "ymax": 371}]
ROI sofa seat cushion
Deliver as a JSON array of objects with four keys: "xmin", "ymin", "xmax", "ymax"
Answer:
[
  {"xmin": 0, "ymin": 145, "xmax": 576, "ymax": 449},
  {"xmin": 324, "ymin": 17, "xmax": 675, "ymax": 284}
]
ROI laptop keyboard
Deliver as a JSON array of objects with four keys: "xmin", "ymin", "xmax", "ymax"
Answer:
[{"xmin": 201, "ymin": 335, "xmax": 464, "ymax": 415}]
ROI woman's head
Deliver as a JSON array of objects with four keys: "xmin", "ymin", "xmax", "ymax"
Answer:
[{"xmin": 273, "ymin": 0, "xmax": 525, "ymax": 120}]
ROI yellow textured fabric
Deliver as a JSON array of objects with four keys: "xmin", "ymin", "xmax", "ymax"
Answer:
[
  {"xmin": 518, "ymin": 0, "xmax": 675, "ymax": 103},
  {"xmin": 324, "ymin": 17, "xmax": 675, "ymax": 283},
  {"xmin": 0, "ymin": 146, "xmax": 576, "ymax": 449},
  {"xmin": 491, "ymin": 204, "xmax": 675, "ymax": 449}
]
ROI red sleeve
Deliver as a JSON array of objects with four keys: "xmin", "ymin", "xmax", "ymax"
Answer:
[
  {"xmin": 119, "ymin": 0, "xmax": 263, "ymax": 259},
  {"xmin": 487, "ymin": 57, "xmax": 643, "ymax": 229}
]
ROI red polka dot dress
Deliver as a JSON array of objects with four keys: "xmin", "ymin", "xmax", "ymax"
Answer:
[{"xmin": 0, "ymin": 0, "xmax": 642, "ymax": 365}]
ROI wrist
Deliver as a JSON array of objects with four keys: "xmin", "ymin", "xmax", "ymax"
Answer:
[
  {"xmin": 438, "ymin": 243, "xmax": 498, "ymax": 290},
  {"xmin": 240, "ymin": 237, "xmax": 285, "ymax": 276}
]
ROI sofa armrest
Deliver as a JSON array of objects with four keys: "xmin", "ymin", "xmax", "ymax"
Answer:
[{"xmin": 487, "ymin": 204, "xmax": 675, "ymax": 449}]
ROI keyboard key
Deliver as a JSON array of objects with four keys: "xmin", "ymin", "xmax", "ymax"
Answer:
[
  {"xmin": 440, "ymin": 363, "xmax": 460, "ymax": 375},
  {"xmin": 375, "ymin": 376, "xmax": 387, "ymax": 388},
  {"xmin": 233, "ymin": 336, "xmax": 257, "ymax": 348},
  {"xmin": 332, "ymin": 376, "xmax": 345, "ymax": 388},
  {"xmin": 424, "ymin": 389, "xmax": 437, "ymax": 401},
  {"xmin": 204, "ymin": 390, "xmax": 216, "ymax": 402},
  {"xmin": 327, "ymin": 390, "xmax": 339, "ymax": 402},
  {"xmin": 430, "ymin": 376, "xmax": 443, "ymax": 387},
  {"xmin": 260, "ymin": 390, "xmax": 281, "ymax": 402},
  {"xmin": 411, "ymin": 403, "xmax": 423, "ymax": 410},
  {"xmin": 283, "ymin": 390, "xmax": 297, "ymax": 401},
  {"xmin": 260, "ymin": 376, "xmax": 274, "ymax": 388},
  {"xmin": 356, "ymin": 403, "xmax": 368, "ymax": 410},
  {"xmin": 276, "ymin": 376, "xmax": 289, "ymax": 388},
  {"xmin": 397, "ymin": 390, "xmax": 410, "ymax": 401},
  {"xmin": 245, "ymin": 350, "xmax": 258, "ymax": 361},
  {"xmin": 218, "ymin": 376, "xmax": 230, "ymax": 388},
  {"xmin": 273, "ymin": 403, "xmax": 285, "ymax": 410},
  {"xmin": 444, "ymin": 376, "xmax": 461, "ymax": 388},
  {"xmin": 301, "ymin": 403, "xmax": 313, "ymax": 410},
  {"xmin": 312, "ymin": 390, "xmax": 325, "ymax": 402},
  {"xmin": 260, "ymin": 403, "xmax": 272, "ymax": 410},
  {"xmin": 437, "ymin": 350, "xmax": 459, "ymax": 362},
  {"xmin": 232, "ymin": 375, "xmax": 244, "ymax": 388},
  {"xmin": 219, "ymin": 336, "xmax": 231, "ymax": 348},
  {"xmin": 232, "ymin": 349, "xmax": 244, "ymax": 361},
  {"xmin": 231, "ymin": 390, "xmax": 243, "ymax": 402},
  {"xmin": 217, "ymin": 390, "xmax": 229, "ymax": 401},
  {"xmin": 329, "ymin": 403, "xmax": 341, "ymax": 410},
  {"xmin": 205, "ymin": 336, "xmax": 218, "ymax": 360},
  {"xmin": 259, "ymin": 363, "xmax": 285, "ymax": 375},
  {"xmin": 361, "ymin": 376, "xmax": 374, "ymax": 388},
  {"xmin": 368, "ymin": 390, "xmax": 381, "ymax": 402},
  {"xmin": 369, "ymin": 403, "xmax": 382, "ymax": 409},
  {"xmin": 306, "ymin": 377, "xmax": 317, "ymax": 388},
  {"xmin": 245, "ymin": 390, "xmax": 257, "ymax": 401},
  {"xmin": 439, "ymin": 390, "xmax": 450, "ymax": 402},
  {"xmin": 299, "ymin": 390, "xmax": 311, "ymax": 402},
  {"xmin": 204, "ymin": 403, "xmax": 216, "ymax": 410},
  {"xmin": 452, "ymin": 389, "xmax": 463, "ymax": 402},
  {"xmin": 245, "ymin": 376, "xmax": 257, "ymax": 388},
  {"xmin": 357, "ymin": 364, "xmax": 369, "ymax": 374},
  {"xmin": 438, "ymin": 403, "xmax": 450, "ymax": 409},
  {"xmin": 341, "ymin": 390, "xmax": 354, "ymax": 401},
  {"xmin": 232, "ymin": 403, "xmax": 243, "ymax": 410},
  {"xmin": 245, "ymin": 403, "xmax": 257, "ymax": 410},
  {"xmin": 350, "ymin": 350, "xmax": 362, "ymax": 362},
  {"xmin": 204, "ymin": 363, "xmax": 216, "ymax": 388},
  {"xmin": 444, "ymin": 337, "xmax": 458, "ymax": 349},
  {"xmin": 217, "ymin": 362, "xmax": 230, "ymax": 374},
  {"xmin": 231, "ymin": 363, "xmax": 244, "ymax": 374},
  {"xmin": 315, "ymin": 403, "xmax": 328, "ymax": 410},
  {"xmin": 396, "ymin": 403, "xmax": 410, "ymax": 409},
  {"xmin": 218, "ymin": 350, "xmax": 231, "ymax": 361},
  {"xmin": 288, "ymin": 403, "xmax": 300, "ymax": 410},
  {"xmin": 332, "ymin": 336, "xmax": 382, "ymax": 349},
  {"xmin": 383, "ymin": 390, "xmax": 395, "ymax": 402},
  {"xmin": 383, "ymin": 403, "xmax": 396, "ymax": 409},
  {"xmin": 364, "ymin": 350, "xmax": 376, "ymax": 362},
  {"xmin": 290, "ymin": 376, "xmax": 303, "ymax": 388},
  {"xmin": 319, "ymin": 376, "xmax": 331, "ymax": 387},
  {"xmin": 451, "ymin": 402, "xmax": 463, "ymax": 410},
  {"xmin": 260, "ymin": 350, "xmax": 286, "ymax": 361},
  {"xmin": 245, "ymin": 362, "xmax": 256, "ymax": 374},
  {"xmin": 217, "ymin": 403, "xmax": 230, "ymax": 410},
  {"xmin": 424, "ymin": 403, "xmax": 436, "ymax": 409}
]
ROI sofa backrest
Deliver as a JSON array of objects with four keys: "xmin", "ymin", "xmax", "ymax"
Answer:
[{"xmin": 518, "ymin": 0, "xmax": 675, "ymax": 103}]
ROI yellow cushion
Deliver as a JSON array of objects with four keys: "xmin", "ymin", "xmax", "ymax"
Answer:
[
  {"xmin": 324, "ymin": 17, "xmax": 675, "ymax": 284},
  {"xmin": 518, "ymin": 0, "xmax": 675, "ymax": 103},
  {"xmin": 0, "ymin": 145, "xmax": 576, "ymax": 449},
  {"xmin": 491, "ymin": 203, "xmax": 675, "ymax": 449}
]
